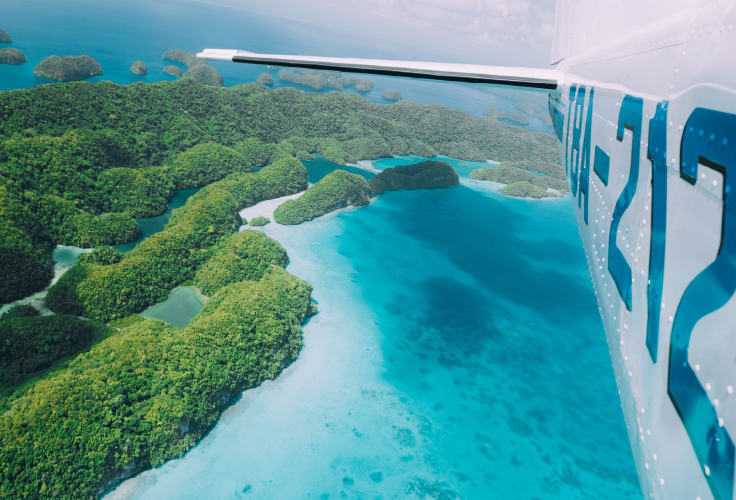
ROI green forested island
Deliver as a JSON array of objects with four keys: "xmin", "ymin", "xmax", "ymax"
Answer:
[
  {"xmin": 278, "ymin": 69, "xmax": 373, "ymax": 92},
  {"xmin": 483, "ymin": 106, "xmax": 530, "ymax": 125},
  {"xmin": 469, "ymin": 165, "xmax": 569, "ymax": 198},
  {"xmin": 163, "ymin": 49, "xmax": 224, "ymax": 87},
  {"xmin": 0, "ymin": 47, "xmax": 26, "ymax": 65},
  {"xmin": 129, "ymin": 60, "xmax": 147, "ymax": 76},
  {"xmin": 370, "ymin": 160, "xmax": 459, "ymax": 195},
  {"xmin": 274, "ymin": 170, "xmax": 372, "ymax": 225},
  {"xmin": 0, "ymin": 78, "xmax": 561, "ymax": 303},
  {"xmin": 0, "ymin": 77, "xmax": 561, "ymax": 498},
  {"xmin": 33, "ymin": 55, "xmax": 103, "ymax": 82},
  {"xmin": 248, "ymin": 215, "xmax": 270, "ymax": 226}
]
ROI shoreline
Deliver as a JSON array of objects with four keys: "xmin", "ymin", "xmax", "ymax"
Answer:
[
  {"xmin": 0, "ymin": 245, "xmax": 92, "ymax": 317},
  {"xmin": 462, "ymin": 177, "xmax": 565, "ymax": 201},
  {"xmin": 239, "ymin": 191, "xmax": 305, "ymax": 224},
  {"xmin": 344, "ymin": 159, "xmax": 381, "ymax": 174}
]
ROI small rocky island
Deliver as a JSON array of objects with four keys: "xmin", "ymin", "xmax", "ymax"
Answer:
[
  {"xmin": 0, "ymin": 47, "xmax": 26, "ymax": 65},
  {"xmin": 256, "ymin": 72, "xmax": 274, "ymax": 85},
  {"xmin": 483, "ymin": 106, "xmax": 530, "ymax": 125},
  {"xmin": 163, "ymin": 49, "xmax": 224, "ymax": 87},
  {"xmin": 382, "ymin": 89, "xmax": 402, "ymax": 100},
  {"xmin": 130, "ymin": 60, "xmax": 147, "ymax": 75},
  {"xmin": 369, "ymin": 160, "xmax": 459, "ymax": 195},
  {"xmin": 33, "ymin": 55, "xmax": 102, "ymax": 82},
  {"xmin": 278, "ymin": 69, "xmax": 373, "ymax": 92},
  {"xmin": 248, "ymin": 216, "xmax": 270, "ymax": 226},
  {"xmin": 184, "ymin": 63, "xmax": 224, "ymax": 86},
  {"xmin": 163, "ymin": 49, "xmax": 199, "ymax": 66},
  {"xmin": 356, "ymin": 79, "xmax": 374, "ymax": 92},
  {"xmin": 0, "ymin": 28, "xmax": 11, "ymax": 43},
  {"xmin": 469, "ymin": 165, "xmax": 568, "ymax": 199},
  {"xmin": 164, "ymin": 65, "xmax": 183, "ymax": 77}
]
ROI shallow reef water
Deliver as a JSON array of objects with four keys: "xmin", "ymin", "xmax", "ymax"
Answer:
[{"xmin": 107, "ymin": 161, "xmax": 640, "ymax": 499}]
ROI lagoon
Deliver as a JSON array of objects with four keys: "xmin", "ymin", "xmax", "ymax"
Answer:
[{"xmin": 140, "ymin": 286, "xmax": 204, "ymax": 329}]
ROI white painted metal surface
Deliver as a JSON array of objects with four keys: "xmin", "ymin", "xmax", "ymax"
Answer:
[
  {"xmin": 197, "ymin": 49, "xmax": 563, "ymax": 89},
  {"xmin": 200, "ymin": 2, "xmax": 736, "ymax": 498}
]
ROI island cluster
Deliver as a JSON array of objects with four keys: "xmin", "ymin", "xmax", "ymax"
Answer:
[{"xmin": 0, "ymin": 59, "xmax": 562, "ymax": 498}]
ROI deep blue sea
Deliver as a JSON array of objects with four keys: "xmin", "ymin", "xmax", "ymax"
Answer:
[{"xmin": 2, "ymin": 2, "xmax": 638, "ymax": 498}]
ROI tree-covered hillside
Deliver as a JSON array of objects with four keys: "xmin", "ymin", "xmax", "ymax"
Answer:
[
  {"xmin": 0, "ymin": 79, "xmax": 561, "ymax": 304},
  {"xmin": 0, "ymin": 78, "xmax": 563, "ymax": 498}
]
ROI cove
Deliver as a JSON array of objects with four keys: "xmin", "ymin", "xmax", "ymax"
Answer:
[
  {"xmin": 303, "ymin": 155, "xmax": 375, "ymax": 183},
  {"xmin": 114, "ymin": 188, "xmax": 200, "ymax": 253},
  {"xmin": 107, "ymin": 161, "xmax": 640, "ymax": 499},
  {"xmin": 51, "ymin": 245, "xmax": 90, "ymax": 268}
]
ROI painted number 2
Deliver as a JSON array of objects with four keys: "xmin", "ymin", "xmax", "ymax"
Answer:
[{"xmin": 667, "ymin": 108, "xmax": 736, "ymax": 500}]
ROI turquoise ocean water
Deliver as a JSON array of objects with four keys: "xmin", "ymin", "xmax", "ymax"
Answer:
[
  {"xmin": 2, "ymin": 1, "xmax": 638, "ymax": 497},
  {"xmin": 106, "ymin": 160, "xmax": 640, "ymax": 499}
]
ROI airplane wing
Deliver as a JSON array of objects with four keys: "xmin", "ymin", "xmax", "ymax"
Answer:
[{"xmin": 196, "ymin": 49, "xmax": 562, "ymax": 91}]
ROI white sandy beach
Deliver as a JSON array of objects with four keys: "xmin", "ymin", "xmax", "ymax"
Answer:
[
  {"xmin": 239, "ymin": 191, "xmax": 305, "ymax": 224},
  {"xmin": 0, "ymin": 245, "xmax": 92, "ymax": 317},
  {"xmin": 345, "ymin": 159, "xmax": 381, "ymax": 174}
]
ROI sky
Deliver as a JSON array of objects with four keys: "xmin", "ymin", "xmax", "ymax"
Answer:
[{"xmin": 194, "ymin": 0, "xmax": 558, "ymax": 68}]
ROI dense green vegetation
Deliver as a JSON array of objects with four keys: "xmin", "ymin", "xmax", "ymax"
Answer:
[
  {"xmin": 169, "ymin": 142, "xmax": 249, "ymax": 189},
  {"xmin": 97, "ymin": 166, "xmax": 175, "ymax": 218},
  {"xmin": 0, "ymin": 47, "xmax": 26, "ymax": 65},
  {"xmin": 498, "ymin": 160, "xmax": 565, "ymax": 180},
  {"xmin": 0, "ymin": 266, "xmax": 313, "ymax": 499},
  {"xmin": 0, "ymin": 78, "xmax": 564, "ymax": 496},
  {"xmin": 256, "ymin": 73, "xmax": 274, "ymax": 85},
  {"xmin": 108, "ymin": 313, "xmax": 144, "ymax": 329},
  {"xmin": 274, "ymin": 170, "xmax": 371, "ymax": 225},
  {"xmin": 500, "ymin": 181, "xmax": 555, "ymax": 198},
  {"xmin": 0, "ymin": 313, "xmax": 111, "ymax": 392},
  {"xmin": 278, "ymin": 69, "xmax": 372, "ymax": 92},
  {"xmin": 469, "ymin": 165, "xmax": 567, "ymax": 198},
  {"xmin": 0, "ymin": 79, "xmax": 560, "ymax": 167},
  {"xmin": 46, "ymin": 156, "xmax": 306, "ymax": 321},
  {"xmin": 195, "ymin": 230, "xmax": 288, "ymax": 295},
  {"xmin": 369, "ymin": 160, "xmax": 459, "ymax": 195},
  {"xmin": 78, "ymin": 246, "xmax": 122, "ymax": 266},
  {"xmin": 483, "ymin": 106, "xmax": 530, "ymax": 125},
  {"xmin": 0, "ymin": 181, "xmax": 53, "ymax": 303},
  {"xmin": 163, "ymin": 49, "xmax": 224, "ymax": 87},
  {"xmin": 0, "ymin": 304, "xmax": 40, "ymax": 320},
  {"xmin": 34, "ymin": 194, "xmax": 140, "ymax": 247},
  {"xmin": 248, "ymin": 215, "xmax": 270, "ymax": 226},
  {"xmin": 33, "ymin": 55, "xmax": 102, "ymax": 82}
]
